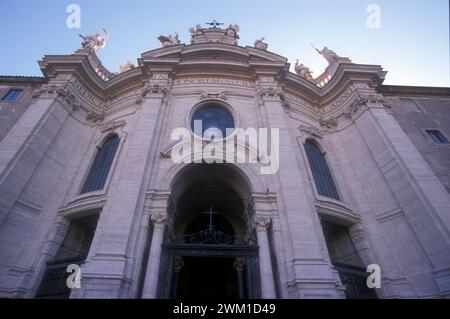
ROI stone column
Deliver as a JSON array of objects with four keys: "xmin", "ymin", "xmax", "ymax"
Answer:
[
  {"xmin": 346, "ymin": 97, "xmax": 450, "ymax": 297},
  {"xmin": 254, "ymin": 216, "xmax": 276, "ymax": 298},
  {"xmin": 141, "ymin": 214, "xmax": 167, "ymax": 298},
  {"xmin": 234, "ymin": 257, "xmax": 246, "ymax": 299},
  {"xmin": 171, "ymin": 256, "xmax": 184, "ymax": 298}
]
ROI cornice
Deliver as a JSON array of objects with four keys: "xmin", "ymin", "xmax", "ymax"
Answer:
[
  {"xmin": 38, "ymin": 44, "xmax": 388, "ymax": 109},
  {"xmin": 379, "ymin": 85, "xmax": 450, "ymax": 98}
]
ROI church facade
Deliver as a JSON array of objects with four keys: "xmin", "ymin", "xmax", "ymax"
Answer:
[{"xmin": 0, "ymin": 24, "xmax": 449, "ymax": 299}]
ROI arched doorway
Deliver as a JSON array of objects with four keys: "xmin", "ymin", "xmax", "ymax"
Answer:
[{"xmin": 157, "ymin": 164, "xmax": 260, "ymax": 299}]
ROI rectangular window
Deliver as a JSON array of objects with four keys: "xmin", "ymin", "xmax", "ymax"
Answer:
[
  {"xmin": 2, "ymin": 89, "xmax": 23, "ymax": 101},
  {"xmin": 426, "ymin": 130, "xmax": 449, "ymax": 144}
]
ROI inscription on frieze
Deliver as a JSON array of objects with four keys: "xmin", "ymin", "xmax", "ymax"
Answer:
[{"xmin": 173, "ymin": 77, "xmax": 255, "ymax": 88}]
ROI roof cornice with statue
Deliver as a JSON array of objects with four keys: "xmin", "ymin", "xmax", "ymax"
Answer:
[{"xmin": 35, "ymin": 23, "xmax": 391, "ymax": 108}]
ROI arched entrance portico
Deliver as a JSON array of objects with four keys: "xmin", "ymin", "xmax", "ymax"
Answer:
[{"xmin": 158, "ymin": 164, "xmax": 261, "ymax": 299}]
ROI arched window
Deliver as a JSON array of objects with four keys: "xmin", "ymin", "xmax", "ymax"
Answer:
[
  {"xmin": 191, "ymin": 104, "xmax": 234, "ymax": 140},
  {"xmin": 304, "ymin": 140, "xmax": 340, "ymax": 200},
  {"xmin": 81, "ymin": 135, "xmax": 119, "ymax": 194}
]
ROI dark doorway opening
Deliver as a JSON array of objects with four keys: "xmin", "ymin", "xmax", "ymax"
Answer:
[
  {"xmin": 35, "ymin": 214, "xmax": 99, "ymax": 298},
  {"xmin": 321, "ymin": 220, "xmax": 378, "ymax": 299},
  {"xmin": 176, "ymin": 257, "xmax": 241, "ymax": 299},
  {"xmin": 157, "ymin": 164, "xmax": 260, "ymax": 299}
]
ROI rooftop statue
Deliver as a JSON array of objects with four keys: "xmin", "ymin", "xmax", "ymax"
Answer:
[
  {"xmin": 311, "ymin": 44, "xmax": 340, "ymax": 64},
  {"xmin": 319, "ymin": 46, "xmax": 339, "ymax": 64},
  {"xmin": 294, "ymin": 59, "xmax": 314, "ymax": 81},
  {"xmin": 118, "ymin": 60, "xmax": 136, "ymax": 74},
  {"xmin": 79, "ymin": 28, "xmax": 110, "ymax": 54},
  {"xmin": 254, "ymin": 37, "xmax": 268, "ymax": 50},
  {"xmin": 188, "ymin": 24, "xmax": 204, "ymax": 35},
  {"xmin": 226, "ymin": 24, "xmax": 240, "ymax": 38},
  {"xmin": 158, "ymin": 32, "xmax": 181, "ymax": 47}
]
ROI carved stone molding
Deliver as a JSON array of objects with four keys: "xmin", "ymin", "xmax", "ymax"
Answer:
[
  {"xmin": 258, "ymin": 87, "xmax": 283, "ymax": 99},
  {"xmin": 159, "ymin": 138, "xmax": 184, "ymax": 159},
  {"xmin": 319, "ymin": 116, "xmax": 337, "ymax": 129},
  {"xmin": 344, "ymin": 92, "xmax": 391, "ymax": 118},
  {"xmin": 328, "ymin": 83, "xmax": 369, "ymax": 110},
  {"xmin": 99, "ymin": 119, "xmax": 126, "ymax": 133},
  {"xmin": 33, "ymin": 82, "xmax": 81, "ymax": 112},
  {"xmin": 56, "ymin": 86, "xmax": 81, "ymax": 110},
  {"xmin": 314, "ymin": 199, "xmax": 361, "ymax": 226},
  {"xmin": 32, "ymin": 83, "xmax": 61, "ymax": 99},
  {"xmin": 32, "ymin": 77, "xmax": 107, "ymax": 123},
  {"xmin": 58, "ymin": 193, "xmax": 108, "ymax": 218},
  {"xmin": 298, "ymin": 124, "xmax": 325, "ymax": 139},
  {"xmin": 87, "ymin": 110, "xmax": 105, "ymax": 122}
]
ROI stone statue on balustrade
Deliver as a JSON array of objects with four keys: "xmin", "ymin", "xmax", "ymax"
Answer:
[
  {"xmin": 189, "ymin": 24, "xmax": 204, "ymax": 35},
  {"xmin": 294, "ymin": 59, "xmax": 314, "ymax": 81},
  {"xmin": 158, "ymin": 32, "xmax": 181, "ymax": 47},
  {"xmin": 254, "ymin": 37, "xmax": 268, "ymax": 51},
  {"xmin": 79, "ymin": 28, "xmax": 110, "ymax": 54},
  {"xmin": 118, "ymin": 60, "xmax": 136, "ymax": 74}
]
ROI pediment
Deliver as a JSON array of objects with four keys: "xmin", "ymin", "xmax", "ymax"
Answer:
[{"xmin": 141, "ymin": 43, "xmax": 287, "ymax": 65}]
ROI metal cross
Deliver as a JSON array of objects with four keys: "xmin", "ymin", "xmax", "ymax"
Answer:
[
  {"xmin": 205, "ymin": 20, "xmax": 224, "ymax": 28},
  {"xmin": 203, "ymin": 206, "xmax": 219, "ymax": 232}
]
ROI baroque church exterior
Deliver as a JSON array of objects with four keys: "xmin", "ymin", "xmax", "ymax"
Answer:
[{"xmin": 0, "ymin": 24, "xmax": 449, "ymax": 299}]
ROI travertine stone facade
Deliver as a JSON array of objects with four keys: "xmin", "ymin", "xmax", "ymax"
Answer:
[{"xmin": 0, "ymin": 25, "xmax": 449, "ymax": 299}]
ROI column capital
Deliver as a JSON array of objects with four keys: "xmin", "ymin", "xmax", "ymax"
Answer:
[
  {"xmin": 233, "ymin": 257, "xmax": 246, "ymax": 272},
  {"xmin": 253, "ymin": 216, "xmax": 271, "ymax": 232},
  {"xmin": 173, "ymin": 256, "xmax": 184, "ymax": 273},
  {"xmin": 151, "ymin": 213, "xmax": 167, "ymax": 228}
]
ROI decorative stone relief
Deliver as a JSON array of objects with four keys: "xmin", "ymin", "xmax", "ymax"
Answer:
[
  {"xmin": 344, "ymin": 92, "xmax": 392, "ymax": 118},
  {"xmin": 319, "ymin": 117, "xmax": 337, "ymax": 129},
  {"xmin": 139, "ymin": 73, "xmax": 172, "ymax": 100},
  {"xmin": 328, "ymin": 83, "xmax": 369, "ymax": 110},
  {"xmin": 199, "ymin": 90, "xmax": 228, "ymax": 100},
  {"xmin": 256, "ymin": 77, "xmax": 285, "ymax": 102}
]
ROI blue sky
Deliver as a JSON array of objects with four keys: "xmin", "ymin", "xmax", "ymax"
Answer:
[{"xmin": 0, "ymin": 0, "xmax": 448, "ymax": 87}]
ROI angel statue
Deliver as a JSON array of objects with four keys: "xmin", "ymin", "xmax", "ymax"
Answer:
[
  {"xmin": 79, "ymin": 28, "xmax": 110, "ymax": 54},
  {"xmin": 294, "ymin": 59, "xmax": 314, "ymax": 81},
  {"xmin": 311, "ymin": 44, "xmax": 340, "ymax": 64},
  {"xmin": 158, "ymin": 32, "xmax": 181, "ymax": 47}
]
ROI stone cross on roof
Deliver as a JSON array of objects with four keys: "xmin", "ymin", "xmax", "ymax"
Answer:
[{"xmin": 205, "ymin": 20, "xmax": 224, "ymax": 28}]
